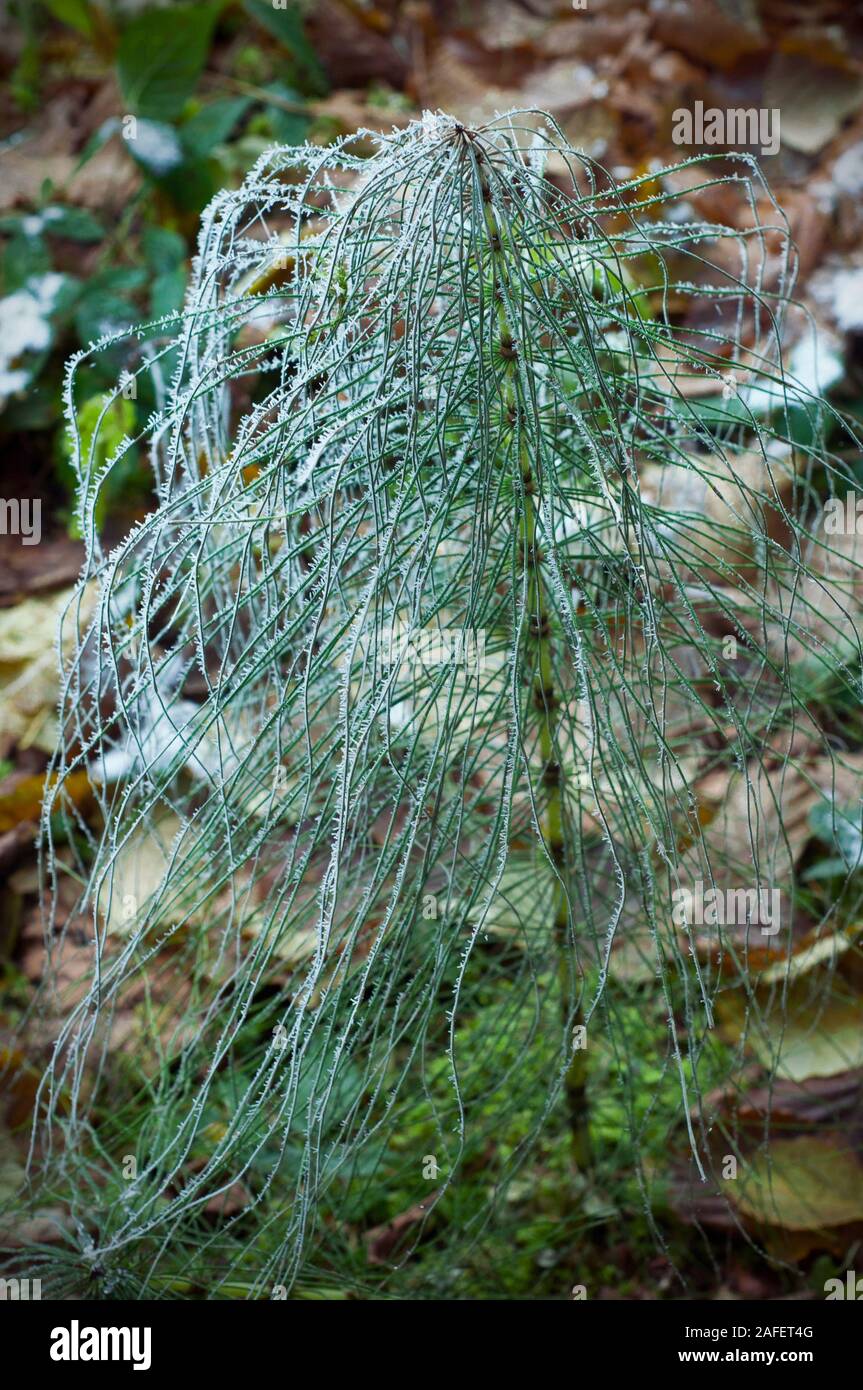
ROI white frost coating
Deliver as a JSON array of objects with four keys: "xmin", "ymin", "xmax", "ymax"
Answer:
[
  {"xmin": 0, "ymin": 272, "xmax": 65, "ymax": 406},
  {"xmin": 29, "ymin": 109, "xmax": 858, "ymax": 1299}
]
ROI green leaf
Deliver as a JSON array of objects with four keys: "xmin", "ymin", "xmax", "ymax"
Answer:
[
  {"xmin": 74, "ymin": 291, "xmax": 135, "ymax": 347},
  {"xmin": 809, "ymin": 799, "xmax": 863, "ymax": 872},
  {"xmin": 151, "ymin": 266, "xmax": 187, "ymax": 319},
  {"xmin": 88, "ymin": 267, "xmax": 148, "ymax": 294},
  {"xmin": 1, "ymin": 371, "xmax": 62, "ymax": 431},
  {"xmin": 242, "ymin": 0, "xmax": 327, "ymax": 94},
  {"xmin": 43, "ymin": 204, "xmax": 105, "ymax": 242},
  {"xmin": 802, "ymin": 856, "xmax": 851, "ymax": 882},
  {"xmin": 141, "ymin": 226, "xmax": 187, "ymax": 274},
  {"xmin": 118, "ymin": 3, "xmax": 221, "ymax": 121},
  {"xmin": 263, "ymin": 82, "xmax": 310, "ymax": 145},
  {"xmin": 58, "ymin": 392, "xmax": 138, "ymax": 533},
  {"xmin": 42, "ymin": 0, "xmax": 94, "ymax": 36},
  {"xmin": 180, "ymin": 97, "xmax": 252, "ymax": 157},
  {"xmin": 2, "ymin": 233, "xmax": 51, "ymax": 294},
  {"xmin": 155, "ymin": 163, "xmax": 220, "ymax": 215},
  {"xmin": 0, "ymin": 205, "xmax": 103, "ymax": 242}
]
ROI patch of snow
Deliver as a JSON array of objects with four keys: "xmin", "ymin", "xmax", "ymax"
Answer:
[
  {"xmin": 810, "ymin": 260, "xmax": 863, "ymax": 334},
  {"xmin": 807, "ymin": 179, "xmax": 837, "ymax": 216},
  {"xmin": 132, "ymin": 119, "xmax": 185, "ymax": 176},
  {"xmin": 829, "ymin": 267, "xmax": 863, "ymax": 333},
  {"xmin": 0, "ymin": 272, "xmax": 66, "ymax": 409},
  {"xmin": 832, "ymin": 142, "xmax": 863, "ymax": 198},
  {"xmin": 788, "ymin": 328, "xmax": 844, "ymax": 397}
]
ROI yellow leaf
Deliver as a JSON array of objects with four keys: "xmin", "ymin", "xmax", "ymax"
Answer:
[{"xmin": 732, "ymin": 1137, "xmax": 863, "ymax": 1230}]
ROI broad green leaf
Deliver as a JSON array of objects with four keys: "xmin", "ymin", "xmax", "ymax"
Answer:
[
  {"xmin": 58, "ymin": 392, "xmax": 138, "ymax": 535},
  {"xmin": 43, "ymin": 0, "xmax": 94, "ymax": 36},
  {"xmin": 141, "ymin": 226, "xmax": 187, "ymax": 274},
  {"xmin": 0, "ymin": 206, "xmax": 104, "ymax": 242},
  {"xmin": 809, "ymin": 798, "xmax": 863, "ymax": 872},
  {"xmin": 263, "ymin": 82, "xmax": 310, "ymax": 145},
  {"xmin": 151, "ymin": 266, "xmax": 187, "ymax": 319},
  {"xmin": 2, "ymin": 233, "xmax": 51, "ymax": 294},
  {"xmin": 42, "ymin": 205, "xmax": 105, "ymax": 242},
  {"xmin": 74, "ymin": 290, "xmax": 135, "ymax": 347},
  {"xmin": 118, "ymin": 3, "xmax": 221, "ymax": 121},
  {"xmin": 86, "ymin": 267, "xmax": 148, "ymax": 294},
  {"xmin": 181, "ymin": 97, "xmax": 252, "ymax": 157},
  {"xmin": 242, "ymin": 0, "xmax": 327, "ymax": 94}
]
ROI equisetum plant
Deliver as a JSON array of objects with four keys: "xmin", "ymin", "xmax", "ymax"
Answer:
[{"xmin": 16, "ymin": 110, "xmax": 863, "ymax": 1297}]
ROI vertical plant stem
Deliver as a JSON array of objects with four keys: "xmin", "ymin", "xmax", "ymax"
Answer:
[{"xmin": 474, "ymin": 140, "xmax": 590, "ymax": 1170}]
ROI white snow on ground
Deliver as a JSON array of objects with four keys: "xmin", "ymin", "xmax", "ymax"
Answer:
[{"xmin": 0, "ymin": 272, "xmax": 66, "ymax": 408}]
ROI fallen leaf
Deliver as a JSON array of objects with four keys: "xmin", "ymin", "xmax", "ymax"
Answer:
[
  {"xmin": 717, "ymin": 974, "xmax": 863, "ymax": 1082},
  {"xmin": 0, "ymin": 538, "xmax": 84, "ymax": 605},
  {"xmin": 203, "ymin": 1181, "xmax": 251, "ymax": 1219},
  {"xmin": 639, "ymin": 448, "xmax": 796, "ymax": 590},
  {"xmin": 0, "ymin": 1203, "xmax": 75, "ymax": 1249},
  {"xmin": 733, "ymin": 1071, "xmax": 863, "ymax": 1133},
  {"xmin": 96, "ymin": 812, "xmax": 187, "ymax": 934},
  {"xmin": 0, "ymin": 584, "xmax": 96, "ymax": 755},
  {"xmin": 0, "ymin": 770, "xmax": 94, "ymax": 834},
  {"xmin": 731, "ymin": 1136, "xmax": 863, "ymax": 1230},
  {"xmin": 764, "ymin": 52, "xmax": 863, "ymax": 155},
  {"xmin": 680, "ymin": 755, "xmax": 819, "ymax": 969},
  {"xmin": 650, "ymin": 0, "xmax": 766, "ymax": 70},
  {"xmin": 364, "ymin": 1194, "xmax": 439, "ymax": 1265}
]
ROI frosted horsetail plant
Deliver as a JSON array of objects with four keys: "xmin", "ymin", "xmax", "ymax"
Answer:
[{"xmin": 16, "ymin": 111, "xmax": 863, "ymax": 1297}]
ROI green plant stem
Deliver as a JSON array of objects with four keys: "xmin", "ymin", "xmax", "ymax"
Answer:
[{"xmin": 474, "ymin": 140, "xmax": 590, "ymax": 1171}]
